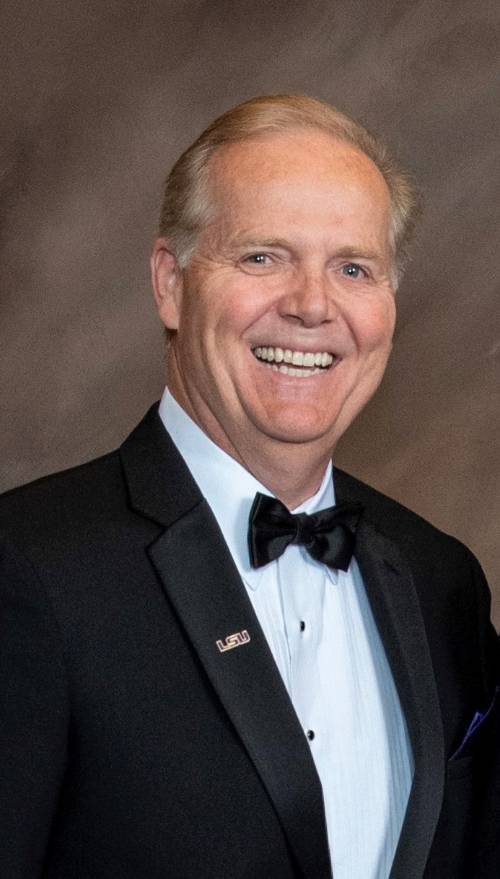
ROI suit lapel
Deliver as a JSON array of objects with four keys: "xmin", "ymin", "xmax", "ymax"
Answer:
[
  {"xmin": 121, "ymin": 407, "xmax": 332, "ymax": 879},
  {"xmin": 335, "ymin": 470, "xmax": 445, "ymax": 879}
]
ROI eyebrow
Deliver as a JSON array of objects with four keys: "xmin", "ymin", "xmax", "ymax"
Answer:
[
  {"xmin": 229, "ymin": 237, "xmax": 292, "ymax": 250},
  {"xmin": 331, "ymin": 246, "xmax": 382, "ymax": 262},
  {"xmin": 227, "ymin": 237, "xmax": 385, "ymax": 263}
]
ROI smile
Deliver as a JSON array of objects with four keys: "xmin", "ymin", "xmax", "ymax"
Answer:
[{"xmin": 252, "ymin": 346, "xmax": 336, "ymax": 378}]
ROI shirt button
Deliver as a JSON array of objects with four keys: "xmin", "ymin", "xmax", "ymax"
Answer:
[
  {"xmin": 300, "ymin": 620, "xmax": 306, "ymax": 632},
  {"xmin": 307, "ymin": 729, "xmax": 315, "ymax": 741}
]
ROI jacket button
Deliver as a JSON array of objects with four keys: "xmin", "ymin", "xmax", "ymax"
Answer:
[{"xmin": 307, "ymin": 729, "xmax": 315, "ymax": 741}]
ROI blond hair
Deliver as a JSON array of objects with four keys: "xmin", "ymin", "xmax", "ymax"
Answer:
[{"xmin": 159, "ymin": 94, "xmax": 420, "ymax": 282}]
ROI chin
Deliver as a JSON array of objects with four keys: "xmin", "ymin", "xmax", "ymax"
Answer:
[{"xmin": 251, "ymin": 403, "xmax": 339, "ymax": 446}]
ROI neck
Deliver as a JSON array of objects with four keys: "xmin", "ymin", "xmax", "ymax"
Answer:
[
  {"xmin": 166, "ymin": 383, "xmax": 333, "ymax": 511},
  {"xmin": 238, "ymin": 450, "xmax": 331, "ymax": 510}
]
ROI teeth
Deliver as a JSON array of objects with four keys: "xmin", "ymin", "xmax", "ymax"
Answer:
[
  {"xmin": 278, "ymin": 364, "xmax": 322, "ymax": 377},
  {"xmin": 253, "ymin": 346, "xmax": 334, "ymax": 371},
  {"xmin": 257, "ymin": 362, "xmax": 324, "ymax": 377}
]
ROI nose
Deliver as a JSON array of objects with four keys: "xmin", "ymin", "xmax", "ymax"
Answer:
[{"xmin": 278, "ymin": 268, "xmax": 335, "ymax": 328}]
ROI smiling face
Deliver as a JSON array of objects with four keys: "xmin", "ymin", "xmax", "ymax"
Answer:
[{"xmin": 152, "ymin": 129, "xmax": 396, "ymax": 477}]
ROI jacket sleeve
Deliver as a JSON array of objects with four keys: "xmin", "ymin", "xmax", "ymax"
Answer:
[
  {"xmin": 470, "ymin": 551, "xmax": 500, "ymax": 877},
  {"xmin": 471, "ymin": 550, "xmax": 499, "ymax": 695},
  {"xmin": 0, "ymin": 535, "xmax": 69, "ymax": 878}
]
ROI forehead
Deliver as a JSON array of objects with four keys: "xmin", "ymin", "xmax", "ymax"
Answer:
[
  {"xmin": 204, "ymin": 130, "xmax": 392, "ymax": 251},
  {"xmin": 207, "ymin": 129, "xmax": 390, "ymax": 214}
]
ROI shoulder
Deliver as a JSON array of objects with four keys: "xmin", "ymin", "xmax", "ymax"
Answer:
[
  {"xmin": 334, "ymin": 466, "xmax": 477, "ymax": 569},
  {"xmin": 0, "ymin": 403, "xmax": 165, "ymax": 547},
  {"xmin": 0, "ymin": 450, "xmax": 122, "ymax": 518},
  {"xmin": 0, "ymin": 450, "xmax": 132, "ymax": 561},
  {"xmin": 334, "ymin": 469, "xmax": 496, "ymax": 668}
]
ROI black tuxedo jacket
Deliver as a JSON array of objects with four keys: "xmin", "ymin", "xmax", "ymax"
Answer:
[{"xmin": 0, "ymin": 405, "xmax": 498, "ymax": 879}]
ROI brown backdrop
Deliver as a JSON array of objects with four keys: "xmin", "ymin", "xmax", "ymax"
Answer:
[{"xmin": 1, "ymin": 0, "xmax": 499, "ymax": 626}]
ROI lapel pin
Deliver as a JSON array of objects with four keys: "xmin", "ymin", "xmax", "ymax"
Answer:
[{"xmin": 216, "ymin": 629, "xmax": 251, "ymax": 653}]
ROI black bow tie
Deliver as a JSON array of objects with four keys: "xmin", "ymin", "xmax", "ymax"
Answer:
[{"xmin": 248, "ymin": 492, "xmax": 363, "ymax": 571}]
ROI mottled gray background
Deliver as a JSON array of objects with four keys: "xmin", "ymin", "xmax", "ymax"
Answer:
[{"xmin": 1, "ymin": 0, "xmax": 499, "ymax": 625}]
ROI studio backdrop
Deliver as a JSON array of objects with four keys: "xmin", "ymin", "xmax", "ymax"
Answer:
[{"xmin": 1, "ymin": 0, "xmax": 499, "ymax": 624}]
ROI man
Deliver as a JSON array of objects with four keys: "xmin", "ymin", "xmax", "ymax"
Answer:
[{"xmin": 0, "ymin": 95, "xmax": 498, "ymax": 879}]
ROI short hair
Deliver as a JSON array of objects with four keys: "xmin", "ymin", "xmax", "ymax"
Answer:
[{"xmin": 158, "ymin": 93, "xmax": 420, "ymax": 284}]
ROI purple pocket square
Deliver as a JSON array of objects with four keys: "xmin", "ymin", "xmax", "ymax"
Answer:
[{"xmin": 450, "ymin": 686, "xmax": 499, "ymax": 761}]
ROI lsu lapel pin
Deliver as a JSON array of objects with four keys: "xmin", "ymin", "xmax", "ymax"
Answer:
[{"xmin": 216, "ymin": 629, "xmax": 251, "ymax": 653}]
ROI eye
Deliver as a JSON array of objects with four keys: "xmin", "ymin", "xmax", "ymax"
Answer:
[
  {"xmin": 341, "ymin": 262, "xmax": 366, "ymax": 279},
  {"xmin": 244, "ymin": 253, "xmax": 270, "ymax": 265},
  {"xmin": 239, "ymin": 252, "xmax": 278, "ymax": 274}
]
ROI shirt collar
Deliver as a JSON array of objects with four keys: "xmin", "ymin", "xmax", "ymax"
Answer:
[{"xmin": 158, "ymin": 388, "xmax": 336, "ymax": 588}]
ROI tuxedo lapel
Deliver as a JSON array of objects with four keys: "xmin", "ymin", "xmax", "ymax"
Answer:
[
  {"xmin": 335, "ymin": 470, "xmax": 445, "ymax": 879},
  {"xmin": 121, "ymin": 407, "xmax": 332, "ymax": 879},
  {"xmin": 356, "ymin": 523, "xmax": 444, "ymax": 879}
]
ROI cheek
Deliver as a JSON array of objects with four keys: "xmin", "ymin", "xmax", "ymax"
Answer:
[
  {"xmin": 206, "ymin": 285, "xmax": 276, "ymax": 339},
  {"xmin": 354, "ymin": 299, "xmax": 396, "ymax": 354},
  {"xmin": 177, "ymin": 291, "xmax": 255, "ymax": 377},
  {"xmin": 176, "ymin": 287, "xmax": 217, "ymax": 348}
]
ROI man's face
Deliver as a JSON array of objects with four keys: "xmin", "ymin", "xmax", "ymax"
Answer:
[{"xmin": 154, "ymin": 129, "xmax": 396, "ymax": 464}]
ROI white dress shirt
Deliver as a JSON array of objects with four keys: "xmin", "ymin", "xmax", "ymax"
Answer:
[{"xmin": 159, "ymin": 388, "xmax": 413, "ymax": 879}]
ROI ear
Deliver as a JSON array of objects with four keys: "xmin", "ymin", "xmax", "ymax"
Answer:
[{"xmin": 150, "ymin": 237, "xmax": 183, "ymax": 330}]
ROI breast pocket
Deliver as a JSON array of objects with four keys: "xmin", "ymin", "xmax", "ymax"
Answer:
[{"xmin": 449, "ymin": 686, "xmax": 498, "ymax": 762}]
